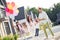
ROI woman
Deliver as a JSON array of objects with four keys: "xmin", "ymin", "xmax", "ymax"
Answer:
[
  {"xmin": 26, "ymin": 15, "xmax": 36, "ymax": 36},
  {"xmin": 16, "ymin": 21, "xmax": 25, "ymax": 37}
]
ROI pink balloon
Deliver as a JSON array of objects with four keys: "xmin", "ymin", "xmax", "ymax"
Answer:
[
  {"xmin": 6, "ymin": 12, "xmax": 10, "ymax": 16},
  {"xmin": 5, "ymin": 8, "xmax": 9, "ymax": 12},
  {"xmin": 11, "ymin": 2, "xmax": 15, "ymax": 7},
  {"xmin": 13, "ymin": 11, "xmax": 18, "ymax": 16},
  {"xmin": 5, "ymin": 3, "xmax": 18, "ymax": 17},
  {"xmin": 13, "ymin": 8, "xmax": 19, "ymax": 16}
]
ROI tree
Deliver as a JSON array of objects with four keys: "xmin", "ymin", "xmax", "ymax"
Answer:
[
  {"xmin": 26, "ymin": 3, "xmax": 60, "ymax": 23},
  {"xmin": 43, "ymin": 3, "xmax": 60, "ymax": 22},
  {"xmin": 29, "ymin": 7, "xmax": 39, "ymax": 17}
]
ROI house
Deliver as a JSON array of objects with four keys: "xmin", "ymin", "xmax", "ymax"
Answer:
[
  {"xmin": 0, "ymin": 7, "xmax": 16, "ymax": 37},
  {"xmin": 0, "ymin": 6, "xmax": 27, "ymax": 37}
]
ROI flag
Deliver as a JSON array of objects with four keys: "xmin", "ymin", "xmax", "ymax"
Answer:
[{"xmin": 15, "ymin": 6, "xmax": 25, "ymax": 20}]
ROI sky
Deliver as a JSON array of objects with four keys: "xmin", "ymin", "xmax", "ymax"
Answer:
[{"xmin": 6, "ymin": 0, "xmax": 60, "ymax": 9}]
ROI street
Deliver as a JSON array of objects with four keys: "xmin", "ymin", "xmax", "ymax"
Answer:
[{"xmin": 18, "ymin": 25, "xmax": 60, "ymax": 40}]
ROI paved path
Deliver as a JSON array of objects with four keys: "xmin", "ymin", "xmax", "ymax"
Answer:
[{"xmin": 18, "ymin": 25, "xmax": 60, "ymax": 40}]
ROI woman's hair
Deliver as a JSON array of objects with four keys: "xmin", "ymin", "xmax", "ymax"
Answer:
[
  {"xmin": 16, "ymin": 21, "xmax": 18, "ymax": 25},
  {"xmin": 27, "ymin": 16, "xmax": 30, "ymax": 23},
  {"xmin": 22, "ymin": 22, "xmax": 27, "ymax": 28},
  {"xmin": 26, "ymin": 16, "xmax": 33, "ymax": 23},
  {"xmin": 16, "ymin": 22, "xmax": 20, "ymax": 31},
  {"xmin": 16, "ymin": 21, "xmax": 22, "ymax": 27}
]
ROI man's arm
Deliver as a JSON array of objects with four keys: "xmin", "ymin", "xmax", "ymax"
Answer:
[
  {"xmin": 35, "ymin": 18, "xmax": 45, "ymax": 23},
  {"xmin": 38, "ymin": 18, "xmax": 46, "ymax": 21}
]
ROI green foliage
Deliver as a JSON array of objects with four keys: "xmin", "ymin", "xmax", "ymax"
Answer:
[
  {"xmin": 13, "ymin": 34, "xmax": 18, "ymax": 40},
  {"xmin": 45, "ymin": 3, "xmax": 60, "ymax": 22},
  {"xmin": 0, "ymin": 35, "xmax": 2, "ymax": 40},
  {"xmin": 2, "ymin": 34, "xmax": 18, "ymax": 40},
  {"xmin": 29, "ymin": 7, "xmax": 39, "ymax": 17},
  {"xmin": 26, "ymin": 7, "xmax": 39, "ymax": 17},
  {"xmin": 26, "ymin": 3, "xmax": 60, "ymax": 23},
  {"xmin": 3, "ymin": 36, "xmax": 11, "ymax": 40}
]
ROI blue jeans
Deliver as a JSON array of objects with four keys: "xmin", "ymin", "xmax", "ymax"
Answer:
[{"xmin": 35, "ymin": 28, "xmax": 39, "ymax": 36}]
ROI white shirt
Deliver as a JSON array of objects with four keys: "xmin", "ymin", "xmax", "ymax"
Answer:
[{"xmin": 39, "ymin": 11, "xmax": 51, "ymax": 24}]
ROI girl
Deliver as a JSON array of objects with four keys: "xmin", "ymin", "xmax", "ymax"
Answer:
[
  {"xmin": 16, "ymin": 21, "xmax": 25, "ymax": 37},
  {"xmin": 26, "ymin": 15, "xmax": 35, "ymax": 36}
]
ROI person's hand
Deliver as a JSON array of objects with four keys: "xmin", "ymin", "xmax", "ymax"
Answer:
[
  {"xmin": 39, "ymin": 18, "xmax": 45, "ymax": 21},
  {"xmin": 34, "ymin": 22, "xmax": 37, "ymax": 26},
  {"xmin": 35, "ymin": 18, "xmax": 39, "ymax": 22}
]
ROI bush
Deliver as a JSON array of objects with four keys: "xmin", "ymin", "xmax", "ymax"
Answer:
[
  {"xmin": 14, "ymin": 34, "xmax": 18, "ymax": 40},
  {"xmin": 3, "ymin": 36, "xmax": 11, "ymax": 40},
  {"xmin": 3, "ymin": 34, "xmax": 18, "ymax": 40},
  {"xmin": 0, "ymin": 35, "xmax": 2, "ymax": 40},
  {"xmin": 8, "ymin": 34, "xmax": 14, "ymax": 40}
]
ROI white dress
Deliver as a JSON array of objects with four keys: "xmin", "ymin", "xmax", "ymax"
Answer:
[{"xmin": 26, "ymin": 21, "xmax": 35, "ymax": 36}]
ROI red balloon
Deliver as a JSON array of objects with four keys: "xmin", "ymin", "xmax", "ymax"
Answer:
[
  {"xmin": 9, "ymin": 9, "xmax": 13, "ymax": 14},
  {"xmin": 5, "ymin": 8, "xmax": 9, "ymax": 12},
  {"xmin": 5, "ymin": 8, "xmax": 13, "ymax": 14}
]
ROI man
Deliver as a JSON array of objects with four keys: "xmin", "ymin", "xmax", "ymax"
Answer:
[
  {"xmin": 38, "ymin": 7, "xmax": 50, "ymax": 22},
  {"xmin": 38, "ymin": 7, "xmax": 54, "ymax": 39}
]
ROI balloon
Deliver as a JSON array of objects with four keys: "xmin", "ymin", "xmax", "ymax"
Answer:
[
  {"xmin": 13, "ymin": 12, "xmax": 18, "ymax": 16},
  {"xmin": 9, "ymin": 9, "xmax": 13, "ymax": 14},
  {"xmin": 7, "ymin": 4, "xmax": 13, "ymax": 10},
  {"xmin": 6, "ymin": 12, "xmax": 10, "ymax": 16},
  {"xmin": 6, "ymin": 2, "xmax": 18, "ymax": 16},
  {"xmin": 5, "ymin": 7, "xmax": 13, "ymax": 14},
  {"xmin": 5, "ymin": 8, "xmax": 9, "ymax": 12},
  {"xmin": 11, "ymin": 2, "xmax": 15, "ymax": 7},
  {"xmin": 13, "ymin": 9, "xmax": 19, "ymax": 16},
  {"xmin": 16, "ymin": 9, "xmax": 19, "ymax": 13},
  {"xmin": 6, "ymin": 2, "xmax": 14, "ymax": 10}
]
